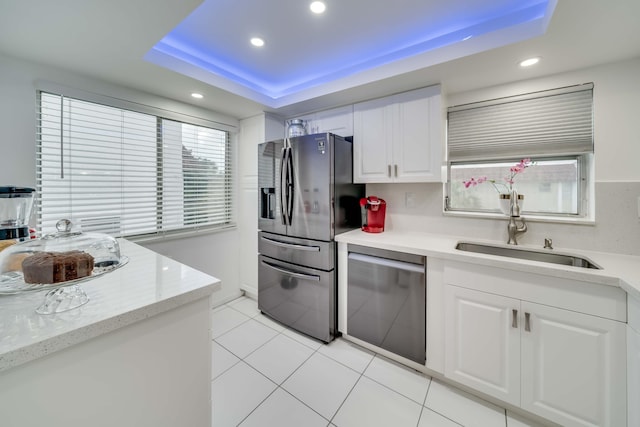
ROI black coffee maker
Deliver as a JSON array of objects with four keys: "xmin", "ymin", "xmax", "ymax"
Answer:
[{"xmin": 0, "ymin": 186, "xmax": 35, "ymax": 242}]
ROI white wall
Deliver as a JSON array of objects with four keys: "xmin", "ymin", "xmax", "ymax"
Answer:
[
  {"xmin": 0, "ymin": 53, "xmax": 243, "ymax": 306},
  {"xmin": 237, "ymin": 113, "xmax": 284, "ymax": 296},
  {"xmin": 446, "ymin": 58, "xmax": 640, "ymax": 183},
  {"xmin": 368, "ymin": 58, "xmax": 640, "ymax": 255}
]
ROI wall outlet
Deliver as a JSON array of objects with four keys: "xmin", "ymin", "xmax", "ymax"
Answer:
[{"xmin": 405, "ymin": 192, "xmax": 416, "ymax": 208}]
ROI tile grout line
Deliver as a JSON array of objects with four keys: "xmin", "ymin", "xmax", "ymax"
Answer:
[
  {"xmin": 222, "ymin": 300, "xmax": 462, "ymax": 425},
  {"xmin": 361, "ymin": 354, "xmax": 433, "ymax": 407},
  {"xmin": 218, "ymin": 299, "xmax": 333, "ymax": 424},
  {"xmin": 233, "ymin": 360, "xmax": 280, "ymax": 427},
  {"xmin": 239, "ymin": 325, "xmax": 331, "ymax": 426},
  {"xmin": 211, "ymin": 309, "xmax": 253, "ymax": 340},
  {"xmin": 276, "ymin": 384, "xmax": 333, "ymax": 425},
  {"xmin": 415, "ymin": 376, "xmax": 433, "ymax": 427},
  {"xmin": 227, "ymin": 302, "xmax": 434, "ymax": 424},
  {"xmin": 211, "ymin": 340, "xmax": 242, "ymax": 381},
  {"xmin": 216, "ymin": 299, "xmax": 338, "ymax": 425},
  {"xmin": 421, "ymin": 379, "xmax": 469, "ymax": 427},
  {"xmin": 327, "ymin": 350, "xmax": 376, "ymax": 425},
  {"xmin": 216, "ymin": 298, "xmax": 509, "ymax": 427}
]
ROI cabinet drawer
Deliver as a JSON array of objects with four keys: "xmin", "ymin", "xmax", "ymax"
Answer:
[{"xmin": 259, "ymin": 231, "xmax": 334, "ymax": 271}]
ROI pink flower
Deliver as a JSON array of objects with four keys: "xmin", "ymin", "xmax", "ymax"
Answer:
[
  {"xmin": 463, "ymin": 178, "xmax": 476, "ymax": 188},
  {"xmin": 462, "ymin": 159, "xmax": 534, "ymax": 193},
  {"xmin": 463, "ymin": 176, "xmax": 489, "ymax": 188}
]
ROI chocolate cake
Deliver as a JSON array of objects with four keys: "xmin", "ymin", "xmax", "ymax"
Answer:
[{"xmin": 22, "ymin": 251, "xmax": 95, "ymax": 284}]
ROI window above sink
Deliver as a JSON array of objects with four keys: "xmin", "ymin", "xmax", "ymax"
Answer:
[
  {"xmin": 447, "ymin": 156, "xmax": 589, "ymax": 218},
  {"xmin": 444, "ymin": 83, "xmax": 594, "ymax": 222}
]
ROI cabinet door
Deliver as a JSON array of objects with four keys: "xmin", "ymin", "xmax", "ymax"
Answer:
[
  {"xmin": 314, "ymin": 105, "xmax": 353, "ymax": 137},
  {"xmin": 393, "ymin": 88, "xmax": 442, "ymax": 182},
  {"xmin": 629, "ymin": 326, "xmax": 640, "ymax": 427},
  {"xmin": 444, "ymin": 285, "xmax": 521, "ymax": 406},
  {"xmin": 520, "ymin": 302, "xmax": 626, "ymax": 427},
  {"xmin": 353, "ymin": 97, "xmax": 393, "ymax": 183}
]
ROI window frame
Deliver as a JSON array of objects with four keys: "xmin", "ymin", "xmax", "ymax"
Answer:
[
  {"xmin": 36, "ymin": 89, "xmax": 237, "ymax": 240},
  {"xmin": 444, "ymin": 83, "xmax": 595, "ymax": 223},
  {"xmin": 445, "ymin": 154, "xmax": 591, "ymax": 220}
]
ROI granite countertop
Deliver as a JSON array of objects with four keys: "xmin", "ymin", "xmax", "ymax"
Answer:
[
  {"xmin": 0, "ymin": 239, "xmax": 220, "ymax": 373},
  {"xmin": 336, "ymin": 229, "xmax": 640, "ymax": 301}
]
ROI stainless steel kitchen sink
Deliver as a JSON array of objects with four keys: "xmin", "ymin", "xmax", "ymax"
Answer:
[{"xmin": 455, "ymin": 242, "xmax": 602, "ymax": 269}]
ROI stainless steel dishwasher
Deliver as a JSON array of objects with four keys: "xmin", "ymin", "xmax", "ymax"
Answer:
[{"xmin": 347, "ymin": 244, "xmax": 426, "ymax": 364}]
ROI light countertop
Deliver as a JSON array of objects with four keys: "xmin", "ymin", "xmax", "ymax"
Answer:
[
  {"xmin": 336, "ymin": 229, "xmax": 640, "ymax": 301},
  {"xmin": 0, "ymin": 239, "xmax": 220, "ymax": 373}
]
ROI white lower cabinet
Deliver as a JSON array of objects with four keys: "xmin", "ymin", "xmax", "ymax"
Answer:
[
  {"xmin": 520, "ymin": 301, "xmax": 626, "ymax": 427},
  {"xmin": 627, "ymin": 294, "xmax": 640, "ymax": 427},
  {"xmin": 445, "ymin": 284, "xmax": 626, "ymax": 427},
  {"xmin": 445, "ymin": 286, "xmax": 520, "ymax": 405}
]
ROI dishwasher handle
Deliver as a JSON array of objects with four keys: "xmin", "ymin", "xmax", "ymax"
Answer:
[{"xmin": 348, "ymin": 252, "xmax": 424, "ymax": 273}]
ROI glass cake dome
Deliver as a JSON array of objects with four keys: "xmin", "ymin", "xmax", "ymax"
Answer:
[{"xmin": 0, "ymin": 219, "xmax": 126, "ymax": 294}]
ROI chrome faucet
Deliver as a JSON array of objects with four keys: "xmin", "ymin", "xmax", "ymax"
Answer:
[{"xmin": 507, "ymin": 190, "xmax": 527, "ymax": 245}]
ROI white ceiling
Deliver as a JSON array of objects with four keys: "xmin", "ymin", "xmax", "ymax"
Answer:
[
  {"xmin": 145, "ymin": 0, "xmax": 552, "ymax": 107},
  {"xmin": 0, "ymin": 0, "xmax": 639, "ymax": 120}
]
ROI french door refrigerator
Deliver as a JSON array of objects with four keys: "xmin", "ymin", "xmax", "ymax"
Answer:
[{"xmin": 258, "ymin": 133, "xmax": 364, "ymax": 342}]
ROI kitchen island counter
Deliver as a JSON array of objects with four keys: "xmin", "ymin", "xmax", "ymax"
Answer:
[{"xmin": 0, "ymin": 239, "xmax": 220, "ymax": 427}]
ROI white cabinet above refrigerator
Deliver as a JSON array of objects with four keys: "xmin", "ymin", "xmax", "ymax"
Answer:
[{"xmin": 353, "ymin": 86, "xmax": 443, "ymax": 183}]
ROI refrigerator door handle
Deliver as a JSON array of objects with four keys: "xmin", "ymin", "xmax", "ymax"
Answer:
[
  {"xmin": 279, "ymin": 146, "xmax": 289, "ymax": 226},
  {"xmin": 261, "ymin": 260, "xmax": 321, "ymax": 282},
  {"xmin": 286, "ymin": 146, "xmax": 294, "ymax": 224},
  {"xmin": 260, "ymin": 235, "xmax": 321, "ymax": 251}
]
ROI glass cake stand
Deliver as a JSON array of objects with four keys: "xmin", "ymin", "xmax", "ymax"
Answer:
[
  {"xmin": 0, "ymin": 219, "xmax": 128, "ymax": 314},
  {"xmin": 0, "ymin": 256, "xmax": 129, "ymax": 314}
]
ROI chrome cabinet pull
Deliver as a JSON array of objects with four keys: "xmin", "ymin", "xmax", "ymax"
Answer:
[
  {"xmin": 524, "ymin": 312, "xmax": 531, "ymax": 332},
  {"xmin": 387, "ymin": 165, "xmax": 391, "ymax": 177},
  {"xmin": 512, "ymin": 309, "xmax": 518, "ymax": 328},
  {"xmin": 394, "ymin": 164, "xmax": 398, "ymax": 177}
]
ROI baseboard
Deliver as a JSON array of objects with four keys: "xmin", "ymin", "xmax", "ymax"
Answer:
[
  {"xmin": 211, "ymin": 290, "xmax": 244, "ymax": 308},
  {"xmin": 240, "ymin": 284, "xmax": 257, "ymax": 300}
]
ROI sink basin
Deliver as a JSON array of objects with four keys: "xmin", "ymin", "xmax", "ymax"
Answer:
[{"xmin": 455, "ymin": 242, "xmax": 601, "ymax": 269}]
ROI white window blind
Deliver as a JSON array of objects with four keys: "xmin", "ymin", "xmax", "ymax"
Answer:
[
  {"xmin": 448, "ymin": 83, "xmax": 594, "ymax": 161},
  {"xmin": 37, "ymin": 92, "xmax": 233, "ymax": 237}
]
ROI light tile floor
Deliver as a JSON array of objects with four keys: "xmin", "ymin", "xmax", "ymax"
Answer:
[{"xmin": 212, "ymin": 296, "xmax": 545, "ymax": 427}]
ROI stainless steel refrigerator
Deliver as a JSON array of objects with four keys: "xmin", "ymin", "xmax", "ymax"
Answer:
[{"xmin": 258, "ymin": 132, "xmax": 364, "ymax": 342}]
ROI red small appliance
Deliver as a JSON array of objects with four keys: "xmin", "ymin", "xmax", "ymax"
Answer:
[{"xmin": 360, "ymin": 196, "xmax": 386, "ymax": 233}]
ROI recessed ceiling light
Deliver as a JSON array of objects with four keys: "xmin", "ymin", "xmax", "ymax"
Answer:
[
  {"xmin": 250, "ymin": 37, "xmax": 265, "ymax": 47},
  {"xmin": 310, "ymin": 1, "xmax": 326, "ymax": 14},
  {"xmin": 191, "ymin": 93, "xmax": 203, "ymax": 99},
  {"xmin": 519, "ymin": 57, "xmax": 541, "ymax": 67}
]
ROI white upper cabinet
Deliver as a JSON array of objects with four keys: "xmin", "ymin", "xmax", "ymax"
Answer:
[
  {"xmin": 288, "ymin": 105, "xmax": 353, "ymax": 138},
  {"xmin": 353, "ymin": 86, "xmax": 442, "ymax": 183}
]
